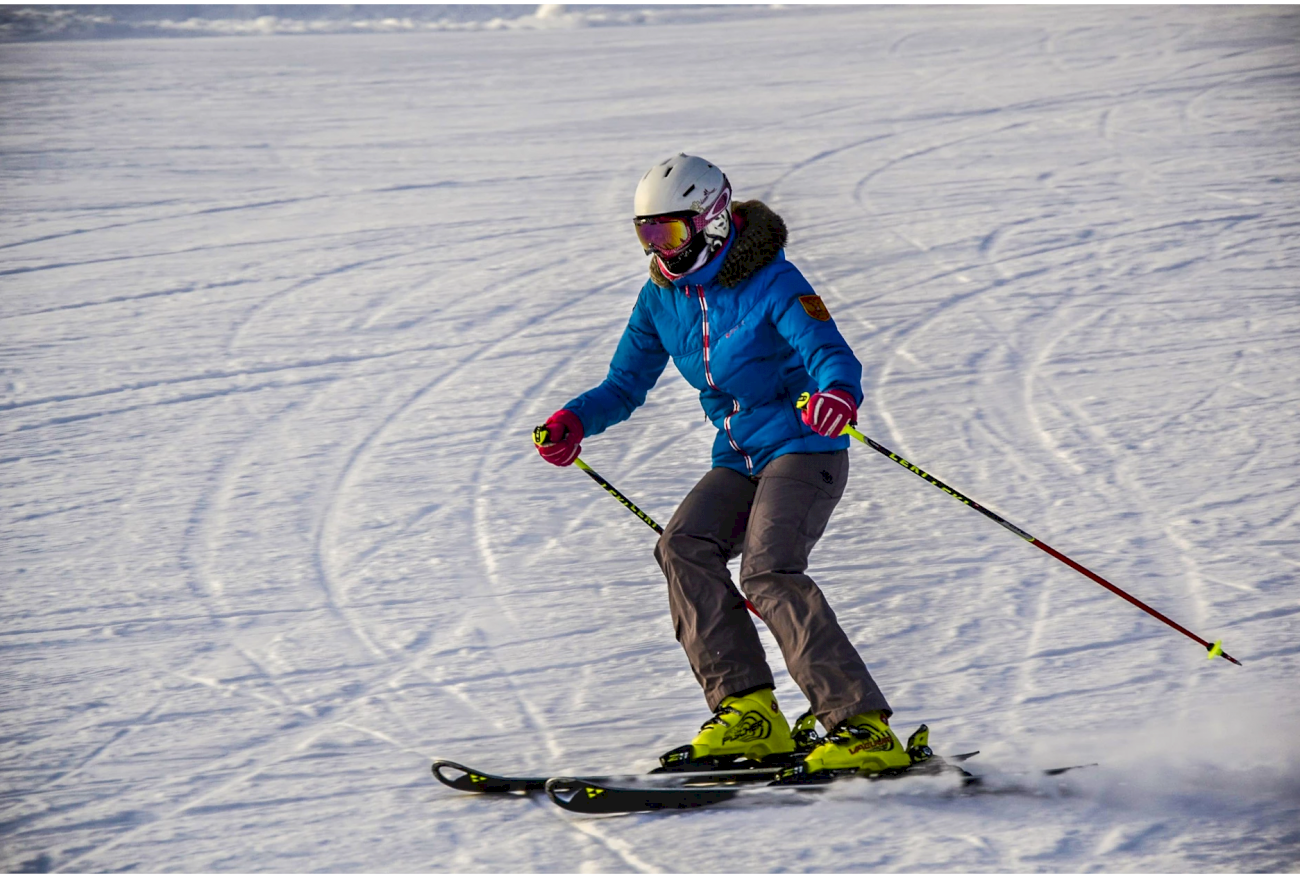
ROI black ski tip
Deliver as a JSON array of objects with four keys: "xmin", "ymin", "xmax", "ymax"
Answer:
[
  {"xmin": 431, "ymin": 759, "xmax": 474, "ymax": 789},
  {"xmin": 431, "ymin": 760, "xmax": 547, "ymax": 794}
]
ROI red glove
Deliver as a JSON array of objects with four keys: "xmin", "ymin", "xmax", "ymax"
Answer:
[
  {"xmin": 802, "ymin": 389, "xmax": 857, "ymax": 437},
  {"xmin": 535, "ymin": 409, "xmax": 584, "ymax": 467}
]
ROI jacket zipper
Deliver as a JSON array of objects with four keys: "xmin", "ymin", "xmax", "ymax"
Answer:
[{"xmin": 695, "ymin": 284, "xmax": 753, "ymax": 474}]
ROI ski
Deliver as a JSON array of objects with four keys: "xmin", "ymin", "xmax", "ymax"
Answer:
[
  {"xmin": 544, "ymin": 752, "xmax": 980, "ymax": 814},
  {"xmin": 430, "ymin": 759, "xmax": 788, "ymax": 795},
  {"xmin": 433, "ymin": 722, "xmax": 944, "ymax": 798},
  {"xmin": 434, "ymin": 723, "xmax": 1092, "ymax": 813}
]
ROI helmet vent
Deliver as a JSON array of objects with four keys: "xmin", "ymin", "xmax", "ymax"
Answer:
[
  {"xmin": 682, "ymin": 184, "xmax": 696, "ymax": 197},
  {"xmin": 664, "ymin": 166, "xmax": 673, "ymax": 177}
]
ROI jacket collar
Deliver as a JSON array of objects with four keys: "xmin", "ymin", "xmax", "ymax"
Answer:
[{"xmin": 662, "ymin": 226, "xmax": 735, "ymax": 290}]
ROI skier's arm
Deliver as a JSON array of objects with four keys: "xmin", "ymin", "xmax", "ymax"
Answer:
[
  {"xmin": 563, "ymin": 289, "xmax": 670, "ymax": 437},
  {"xmin": 771, "ymin": 268, "xmax": 863, "ymax": 404}
]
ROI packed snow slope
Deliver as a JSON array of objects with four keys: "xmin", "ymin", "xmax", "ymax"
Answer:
[{"xmin": 3, "ymin": 5, "xmax": 1299, "ymax": 872}]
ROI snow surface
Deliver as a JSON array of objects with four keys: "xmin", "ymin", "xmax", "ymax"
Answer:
[{"xmin": 3, "ymin": 4, "xmax": 1300, "ymax": 872}]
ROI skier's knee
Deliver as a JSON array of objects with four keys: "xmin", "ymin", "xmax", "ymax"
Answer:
[
  {"xmin": 655, "ymin": 526, "xmax": 691, "ymax": 569},
  {"xmin": 655, "ymin": 527, "xmax": 718, "ymax": 573},
  {"xmin": 739, "ymin": 565, "xmax": 811, "ymax": 598}
]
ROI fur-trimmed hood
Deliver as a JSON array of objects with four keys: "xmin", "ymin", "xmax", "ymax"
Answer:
[{"xmin": 649, "ymin": 200, "xmax": 788, "ymax": 289}]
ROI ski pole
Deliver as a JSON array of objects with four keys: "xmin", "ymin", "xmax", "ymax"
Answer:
[
  {"xmin": 533, "ymin": 425, "xmax": 762, "ymax": 620},
  {"xmin": 796, "ymin": 393, "xmax": 1239, "ymax": 665},
  {"xmin": 540, "ymin": 426, "xmax": 666, "ymax": 533}
]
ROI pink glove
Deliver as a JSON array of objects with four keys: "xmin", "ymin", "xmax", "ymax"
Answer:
[
  {"xmin": 802, "ymin": 389, "xmax": 857, "ymax": 437},
  {"xmin": 535, "ymin": 409, "xmax": 584, "ymax": 467}
]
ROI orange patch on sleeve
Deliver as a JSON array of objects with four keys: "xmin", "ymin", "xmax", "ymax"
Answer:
[{"xmin": 799, "ymin": 295, "xmax": 831, "ymax": 321}]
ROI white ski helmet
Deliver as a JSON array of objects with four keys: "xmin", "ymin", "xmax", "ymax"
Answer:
[{"xmin": 633, "ymin": 153, "xmax": 733, "ymax": 278}]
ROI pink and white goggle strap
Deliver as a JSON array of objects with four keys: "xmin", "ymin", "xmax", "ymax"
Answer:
[{"xmin": 691, "ymin": 177, "xmax": 732, "ymax": 232}]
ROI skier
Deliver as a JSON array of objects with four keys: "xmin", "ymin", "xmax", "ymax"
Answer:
[{"xmin": 535, "ymin": 154, "xmax": 909, "ymax": 776}]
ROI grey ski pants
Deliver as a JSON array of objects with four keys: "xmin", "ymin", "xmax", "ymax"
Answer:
[{"xmin": 654, "ymin": 451, "xmax": 890, "ymax": 730}]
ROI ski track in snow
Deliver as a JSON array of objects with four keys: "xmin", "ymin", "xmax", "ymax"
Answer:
[{"xmin": 3, "ymin": 7, "xmax": 1300, "ymax": 873}]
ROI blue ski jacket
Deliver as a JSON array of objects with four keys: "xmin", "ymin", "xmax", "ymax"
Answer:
[{"xmin": 564, "ymin": 202, "xmax": 862, "ymax": 476}]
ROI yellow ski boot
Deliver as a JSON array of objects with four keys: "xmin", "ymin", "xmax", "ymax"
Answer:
[
  {"xmin": 800, "ymin": 710, "xmax": 913, "ymax": 775},
  {"xmin": 659, "ymin": 688, "xmax": 795, "ymax": 771}
]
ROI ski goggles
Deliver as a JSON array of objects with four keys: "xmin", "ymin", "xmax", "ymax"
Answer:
[
  {"xmin": 634, "ymin": 213, "xmax": 698, "ymax": 257},
  {"xmin": 633, "ymin": 179, "xmax": 732, "ymax": 256}
]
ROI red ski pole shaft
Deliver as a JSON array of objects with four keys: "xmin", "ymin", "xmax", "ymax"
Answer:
[{"xmin": 794, "ymin": 395, "xmax": 1239, "ymax": 665}]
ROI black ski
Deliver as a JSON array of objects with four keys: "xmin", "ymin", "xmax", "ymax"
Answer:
[
  {"xmin": 434, "ymin": 721, "xmax": 942, "ymax": 799},
  {"xmin": 546, "ymin": 776, "xmax": 745, "ymax": 812},
  {"xmin": 544, "ymin": 753, "xmax": 1106, "ymax": 815},
  {"xmin": 544, "ymin": 752, "xmax": 979, "ymax": 814},
  {"xmin": 431, "ymin": 759, "xmax": 787, "ymax": 795}
]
